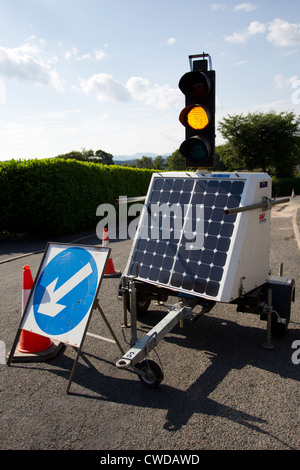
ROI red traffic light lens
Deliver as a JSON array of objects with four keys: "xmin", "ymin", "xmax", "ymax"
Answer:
[{"xmin": 178, "ymin": 71, "xmax": 211, "ymax": 99}]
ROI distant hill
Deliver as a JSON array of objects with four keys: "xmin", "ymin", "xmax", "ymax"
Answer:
[
  {"xmin": 113, "ymin": 152, "xmax": 171, "ymax": 166},
  {"xmin": 114, "ymin": 152, "xmax": 170, "ymax": 161},
  {"xmin": 114, "ymin": 159, "xmax": 137, "ymax": 166}
]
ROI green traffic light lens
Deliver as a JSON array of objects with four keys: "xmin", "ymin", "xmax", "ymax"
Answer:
[
  {"xmin": 180, "ymin": 136, "xmax": 211, "ymax": 162},
  {"xmin": 190, "ymin": 140, "xmax": 208, "ymax": 160}
]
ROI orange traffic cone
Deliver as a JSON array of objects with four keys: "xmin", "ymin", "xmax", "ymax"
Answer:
[
  {"xmin": 102, "ymin": 228, "xmax": 121, "ymax": 278},
  {"xmin": 18, "ymin": 265, "xmax": 53, "ymax": 354},
  {"xmin": 292, "ymin": 188, "xmax": 295, "ymax": 198},
  {"xmin": 102, "ymin": 227, "xmax": 109, "ymax": 247}
]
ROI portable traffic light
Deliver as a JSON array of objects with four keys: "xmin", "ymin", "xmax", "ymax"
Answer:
[{"xmin": 179, "ymin": 54, "xmax": 215, "ymax": 169}]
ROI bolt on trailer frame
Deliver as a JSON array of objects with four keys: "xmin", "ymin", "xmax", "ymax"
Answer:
[{"xmin": 116, "ymin": 171, "xmax": 295, "ymax": 388}]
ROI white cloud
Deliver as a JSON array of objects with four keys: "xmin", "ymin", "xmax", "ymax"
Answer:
[
  {"xmin": 65, "ymin": 47, "xmax": 78, "ymax": 60},
  {"xmin": 80, "ymin": 73, "xmax": 181, "ymax": 109},
  {"xmin": 65, "ymin": 47, "xmax": 107, "ymax": 61},
  {"xmin": 234, "ymin": 3, "xmax": 257, "ymax": 12},
  {"xmin": 0, "ymin": 41, "xmax": 65, "ymax": 91},
  {"xmin": 225, "ymin": 21, "xmax": 266, "ymax": 43},
  {"xmin": 126, "ymin": 76, "xmax": 181, "ymax": 108},
  {"xmin": 267, "ymin": 18, "xmax": 300, "ymax": 46},
  {"xmin": 211, "ymin": 4, "xmax": 226, "ymax": 11},
  {"xmin": 94, "ymin": 49, "xmax": 107, "ymax": 60},
  {"xmin": 80, "ymin": 73, "xmax": 130, "ymax": 102},
  {"xmin": 225, "ymin": 31, "xmax": 248, "ymax": 43},
  {"xmin": 166, "ymin": 37, "xmax": 177, "ymax": 46},
  {"xmin": 248, "ymin": 21, "xmax": 267, "ymax": 35},
  {"xmin": 274, "ymin": 73, "xmax": 298, "ymax": 89},
  {"xmin": 126, "ymin": 76, "xmax": 150, "ymax": 96},
  {"xmin": 226, "ymin": 17, "xmax": 300, "ymax": 47}
]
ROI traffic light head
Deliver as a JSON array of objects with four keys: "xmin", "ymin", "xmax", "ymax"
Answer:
[{"xmin": 179, "ymin": 56, "xmax": 215, "ymax": 169}]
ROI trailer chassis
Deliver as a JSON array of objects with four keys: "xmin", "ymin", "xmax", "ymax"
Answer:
[{"xmin": 116, "ymin": 272, "xmax": 295, "ymax": 388}]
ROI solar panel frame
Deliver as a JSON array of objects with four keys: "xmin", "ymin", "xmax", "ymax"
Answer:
[{"xmin": 124, "ymin": 172, "xmax": 271, "ymax": 303}]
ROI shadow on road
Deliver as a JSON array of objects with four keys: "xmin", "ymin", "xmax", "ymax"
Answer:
[{"xmin": 15, "ymin": 310, "xmax": 299, "ymax": 449}]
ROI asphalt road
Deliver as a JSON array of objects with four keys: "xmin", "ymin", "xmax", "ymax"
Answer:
[{"xmin": 0, "ymin": 198, "xmax": 300, "ymax": 452}]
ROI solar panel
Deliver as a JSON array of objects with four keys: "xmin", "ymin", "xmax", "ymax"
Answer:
[{"xmin": 125, "ymin": 172, "xmax": 271, "ymax": 303}]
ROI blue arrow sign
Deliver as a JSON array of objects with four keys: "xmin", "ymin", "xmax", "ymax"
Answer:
[{"xmin": 33, "ymin": 247, "xmax": 98, "ymax": 336}]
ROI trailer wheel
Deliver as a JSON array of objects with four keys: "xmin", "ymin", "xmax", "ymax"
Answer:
[
  {"xmin": 136, "ymin": 294, "xmax": 151, "ymax": 314},
  {"xmin": 271, "ymin": 283, "xmax": 295, "ymax": 337},
  {"xmin": 122, "ymin": 288, "xmax": 151, "ymax": 316},
  {"xmin": 262, "ymin": 277, "xmax": 295, "ymax": 338},
  {"xmin": 136, "ymin": 360, "xmax": 164, "ymax": 388}
]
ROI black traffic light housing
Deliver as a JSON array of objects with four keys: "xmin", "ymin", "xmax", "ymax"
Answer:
[{"xmin": 179, "ymin": 54, "xmax": 215, "ymax": 169}]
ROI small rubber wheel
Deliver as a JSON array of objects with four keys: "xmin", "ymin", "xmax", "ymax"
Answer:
[
  {"xmin": 136, "ymin": 295, "xmax": 151, "ymax": 314},
  {"xmin": 136, "ymin": 360, "xmax": 164, "ymax": 388},
  {"xmin": 123, "ymin": 289, "xmax": 151, "ymax": 316}
]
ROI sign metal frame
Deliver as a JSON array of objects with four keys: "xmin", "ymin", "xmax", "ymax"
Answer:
[{"xmin": 7, "ymin": 242, "xmax": 124, "ymax": 393}]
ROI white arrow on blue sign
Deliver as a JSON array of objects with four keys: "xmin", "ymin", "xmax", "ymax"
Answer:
[
  {"xmin": 21, "ymin": 243, "xmax": 109, "ymax": 347},
  {"xmin": 37, "ymin": 261, "xmax": 93, "ymax": 318}
]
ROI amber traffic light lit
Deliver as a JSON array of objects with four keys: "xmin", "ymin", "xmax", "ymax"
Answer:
[{"xmin": 180, "ymin": 105, "xmax": 209, "ymax": 130}]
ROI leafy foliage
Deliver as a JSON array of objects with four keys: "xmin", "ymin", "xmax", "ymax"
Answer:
[
  {"xmin": 0, "ymin": 158, "xmax": 154, "ymax": 236},
  {"xmin": 165, "ymin": 150, "xmax": 186, "ymax": 171},
  {"xmin": 56, "ymin": 148, "xmax": 114, "ymax": 165},
  {"xmin": 218, "ymin": 111, "xmax": 300, "ymax": 177}
]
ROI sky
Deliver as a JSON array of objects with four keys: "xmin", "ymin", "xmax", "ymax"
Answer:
[{"xmin": 0, "ymin": 0, "xmax": 300, "ymax": 161}]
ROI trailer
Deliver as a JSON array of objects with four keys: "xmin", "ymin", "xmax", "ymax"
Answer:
[{"xmin": 116, "ymin": 171, "xmax": 295, "ymax": 387}]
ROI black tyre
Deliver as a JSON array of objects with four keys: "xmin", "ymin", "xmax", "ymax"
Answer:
[
  {"xmin": 136, "ymin": 360, "xmax": 164, "ymax": 388},
  {"xmin": 136, "ymin": 294, "xmax": 151, "ymax": 314},
  {"xmin": 120, "ymin": 283, "xmax": 151, "ymax": 316}
]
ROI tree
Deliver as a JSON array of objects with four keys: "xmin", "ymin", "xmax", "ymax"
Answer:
[
  {"xmin": 215, "ymin": 144, "xmax": 233, "ymax": 171},
  {"xmin": 165, "ymin": 150, "xmax": 185, "ymax": 171},
  {"xmin": 81, "ymin": 148, "xmax": 94, "ymax": 160},
  {"xmin": 218, "ymin": 111, "xmax": 300, "ymax": 177},
  {"xmin": 136, "ymin": 156, "xmax": 154, "ymax": 169},
  {"xmin": 93, "ymin": 149, "xmax": 114, "ymax": 165},
  {"xmin": 153, "ymin": 155, "xmax": 167, "ymax": 170},
  {"xmin": 56, "ymin": 150, "xmax": 86, "ymax": 161},
  {"xmin": 55, "ymin": 148, "xmax": 114, "ymax": 165}
]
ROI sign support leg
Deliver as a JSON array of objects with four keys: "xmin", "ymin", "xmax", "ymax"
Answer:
[
  {"xmin": 66, "ymin": 303, "xmax": 95, "ymax": 394},
  {"xmin": 66, "ymin": 300, "xmax": 124, "ymax": 394},
  {"xmin": 96, "ymin": 300, "xmax": 125, "ymax": 356}
]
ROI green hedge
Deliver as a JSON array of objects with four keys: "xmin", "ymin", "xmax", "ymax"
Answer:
[
  {"xmin": 1, "ymin": 159, "xmax": 299, "ymax": 237},
  {"xmin": 271, "ymin": 176, "xmax": 300, "ymax": 197},
  {"xmin": 0, "ymin": 158, "xmax": 155, "ymax": 237}
]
